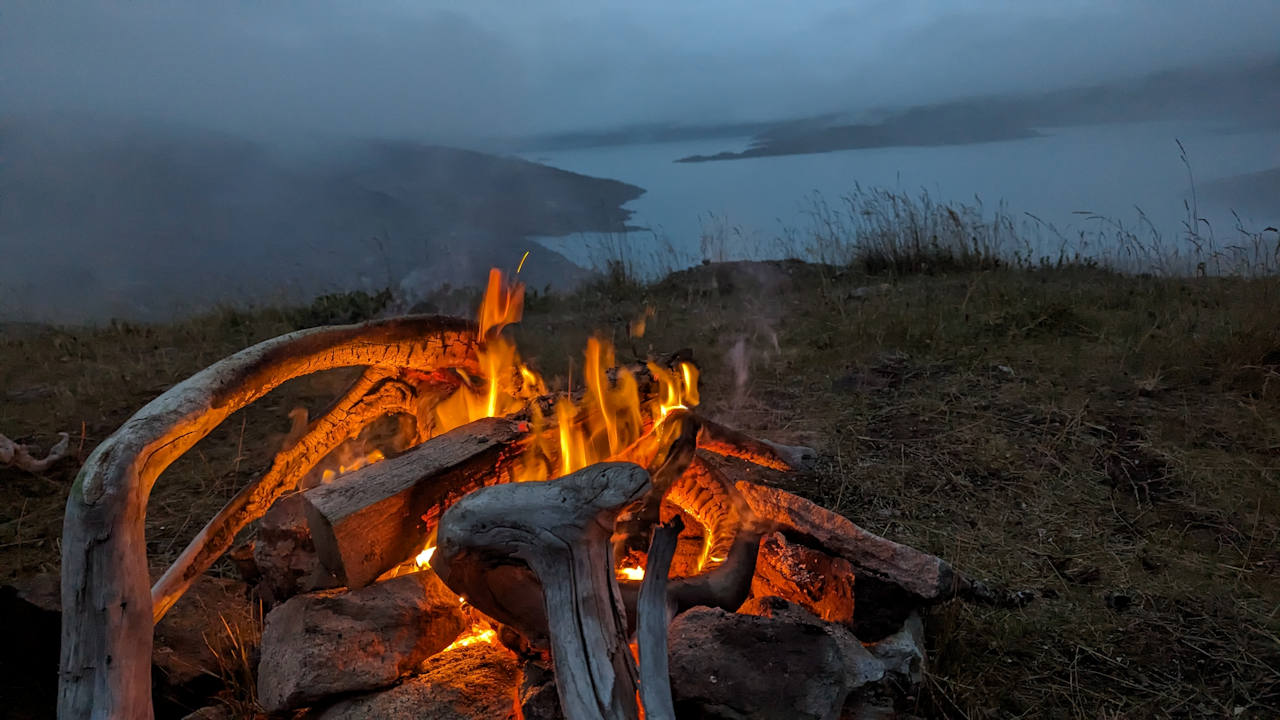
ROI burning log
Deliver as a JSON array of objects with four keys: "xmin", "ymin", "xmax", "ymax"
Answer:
[
  {"xmin": 751, "ymin": 531, "xmax": 857, "ymax": 625},
  {"xmin": 431, "ymin": 462, "xmax": 650, "ymax": 720},
  {"xmin": 153, "ymin": 367, "xmax": 450, "ymax": 620},
  {"xmin": 303, "ymin": 415, "xmax": 529, "ymax": 588},
  {"xmin": 695, "ymin": 416, "xmax": 817, "ymax": 471},
  {"xmin": 256, "ymin": 570, "xmax": 468, "ymax": 713},
  {"xmin": 610, "ymin": 409, "xmax": 701, "ymax": 561},
  {"xmin": 60, "ymin": 315, "xmax": 477, "ymax": 720},
  {"xmin": 0, "ymin": 431, "xmax": 71, "ymax": 473},
  {"xmin": 735, "ymin": 481, "xmax": 960, "ymax": 601}
]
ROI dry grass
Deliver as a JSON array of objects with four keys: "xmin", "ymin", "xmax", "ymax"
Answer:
[{"xmin": 2, "ymin": 251, "xmax": 1278, "ymax": 717}]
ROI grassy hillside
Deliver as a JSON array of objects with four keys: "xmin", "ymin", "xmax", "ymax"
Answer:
[{"xmin": 2, "ymin": 191, "xmax": 1278, "ymax": 717}]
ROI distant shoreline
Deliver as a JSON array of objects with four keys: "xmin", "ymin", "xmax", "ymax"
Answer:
[{"xmin": 675, "ymin": 123, "xmax": 1043, "ymax": 163}]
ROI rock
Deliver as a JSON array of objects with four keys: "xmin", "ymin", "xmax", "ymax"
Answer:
[
  {"xmin": 1, "ymin": 573, "xmax": 253, "ymax": 717},
  {"xmin": 0, "ymin": 574, "xmax": 61, "ymax": 718},
  {"xmin": 257, "ymin": 570, "xmax": 467, "ymax": 712},
  {"xmin": 668, "ymin": 605, "xmax": 884, "ymax": 720},
  {"xmin": 252, "ymin": 494, "xmax": 340, "ymax": 606},
  {"xmin": 317, "ymin": 642, "xmax": 519, "ymax": 719},
  {"xmin": 736, "ymin": 482, "xmax": 958, "ymax": 600},
  {"xmin": 751, "ymin": 532, "xmax": 856, "ymax": 625},
  {"xmin": 517, "ymin": 659, "xmax": 563, "ymax": 720},
  {"xmin": 180, "ymin": 705, "xmax": 234, "ymax": 720},
  {"xmin": 865, "ymin": 612, "xmax": 925, "ymax": 685}
]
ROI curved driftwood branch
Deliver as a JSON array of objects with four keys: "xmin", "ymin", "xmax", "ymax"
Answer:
[
  {"xmin": 59, "ymin": 315, "xmax": 478, "ymax": 720},
  {"xmin": 152, "ymin": 369, "xmax": 436, "ymax": 620},
  {"xmin": 432, "ymin": 462, "xmax": 650, "ymax": 720}
]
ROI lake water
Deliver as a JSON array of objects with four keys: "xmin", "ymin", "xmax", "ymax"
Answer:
[{"xmin": 521, "ymin": 121, "xmax": 1280, "ymax": 275}]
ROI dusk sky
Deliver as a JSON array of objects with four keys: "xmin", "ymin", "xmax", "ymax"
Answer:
[{"xmin": 5, "ymin": 1, "xmax": 1279, "ymax": 142}]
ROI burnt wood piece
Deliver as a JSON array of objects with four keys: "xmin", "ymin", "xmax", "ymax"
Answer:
[
  {"xmin": 303, "ymin": 416, "xmax": 529, "ymax": 588},
  {"xmin": 611, "ymin": 409, "xmax": 701, "ymax": 561},
  {"xmin": 636, "ymin": 516, "xmax": 683, "ymax": 720},
  {"xmin": 735, "ymin": 482, "xmax": 960, "ymax": 600},
  {"xmin": 432, "ymin": 462, "xmax": 651, "ymax": 720},
  {"xmin": 751, "ymin": 531, "xmax": 856, "ymax": 625},
  {"xmin": 60, "ymin": 314, "xmax": 477, "ymax": 720},
  {"xmin": 695, "ymin": 415, "xmax": 817, "ymax": 471}
]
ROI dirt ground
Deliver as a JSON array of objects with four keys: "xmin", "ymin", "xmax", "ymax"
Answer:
[{"xmin": 2, "ymin": 260, "xmax": 1277, "ymax": 718}]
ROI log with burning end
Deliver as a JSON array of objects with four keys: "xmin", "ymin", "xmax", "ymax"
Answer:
[
  {"xmin": 431, "ymin": 462, "xmax": 652, "ymax": 720},
  {"xmin": 59, "ymin": 315, "xmax": 478, "ymax": 720},
  {"xmin": 303, "ymin": 415, "xmax": 530, "ymax": 588}
]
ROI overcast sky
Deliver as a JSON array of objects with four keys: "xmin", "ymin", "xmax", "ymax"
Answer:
[{"xmin": 4, "ymin": 1, "xmax": 1279, "ymax": 142}]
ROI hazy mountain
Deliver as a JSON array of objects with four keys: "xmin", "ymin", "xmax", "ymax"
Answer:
[
  {"xmin": 0, "ymin": 115, "xmax": 644, "ymax": 323},
  {"xmin": 676, "ymin": 58, "xmax": 1280, "ymax": 162}
]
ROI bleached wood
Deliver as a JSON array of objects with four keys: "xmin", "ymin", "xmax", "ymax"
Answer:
[
  {"xmin": 432, "ymin": 462, "xmax": 650, "ymax": 720},
  {"xmin": 152, "ymin": 368, "xmax": 443, "ymax": 620},
  {"xmin": 636, "ymin": 516, "xmax": 682, "ymax": 720},
  {"xmin": 59, "ymin": 315, "xmax": 477, "ymax": 720},
  {"xmin": 0, "ymin": 431, "xmax": 71, "ymax": 473}
]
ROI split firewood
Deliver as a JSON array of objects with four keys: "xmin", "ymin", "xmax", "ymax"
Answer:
[
  {"xmin": 431, "ymin": 462, "xmax": 651, "ymax": 720},
  {"xmin": 0, "ymin": 432, "xmax": 71, "ymax": 473},
  {"xmin": 152, "ymin": 368, "xmax": 450, "ymax": 621},
  {"xmin": 60, "ymin": 314, "xmax": 477, "ymax": 720},
  {"xmin": 303, "ymin": 415, "xmax": 530, "ymax": 588}
]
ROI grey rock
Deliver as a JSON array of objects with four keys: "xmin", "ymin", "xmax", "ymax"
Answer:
[
  {"xmin": 317, "ymin": 642, "xmax": 519, "ymax": 720},
  {"xmin": 669, "ymin": 605, "xmax": 884, "ymax": 720},
  {"xmin": 252, "ymin": 493, "xmax": 340, "ymax": 606},
  {"xmin": 257, "ymin": 570, "xmax": 467, "ymax": 712}
]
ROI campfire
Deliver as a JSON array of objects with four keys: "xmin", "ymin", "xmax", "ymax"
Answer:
[{"xmin": 58, "ymin": 268, "xmax": 1000, "ymax": 720}]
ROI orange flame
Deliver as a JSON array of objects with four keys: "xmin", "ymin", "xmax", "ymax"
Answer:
[
  {"xmin": 617, "ymin": 566, "xmax": 645, "ymax": 581},
  {"xmin": 441, "ymin": 626, "xmax": 497, "ymax": 652},
  {"xmin": 426, "ymin": 268, "xmax": 699, "ymax": 485},
  {"xmin": 320, "ymin": 449, "xmax": 386, "ymax": 484}
]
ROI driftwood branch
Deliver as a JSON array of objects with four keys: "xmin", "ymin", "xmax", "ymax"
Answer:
[
  {"xmin": 432, "ymin": 462, "xmax": 651, "ymax": 720},
  {"xmin": 152, "ymin": 369, "xmax": 445, "ymax": 620},
  {"xmin": 59, "ymin": 315, "xmax": 477, "ymax": 720},
  {"xmin": 636, "ymin": 516, "xmax": 682, "ymax": 720},
  {"xmin": 0, "ymin": 432, "xmax": 71, "ymax": 473}
]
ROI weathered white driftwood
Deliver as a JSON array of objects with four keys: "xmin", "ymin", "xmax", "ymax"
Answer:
[
  {"xmin": 152, "ymin": 368, "xmax": 439, "ymax": 620},
  {"xmin": 431, "ymin": 462, "xmax": 651, "ymax": 720},
  {"xmin": 1, "ymin": 431, "xmax": 71, "ymax": 473},
  {"xmin": 59, "ymin": 315, "xmax": 477, "ymax": 720},
  {"xmin": 636, "ymin": 516, "xmax": 683, "ymax": 720}
]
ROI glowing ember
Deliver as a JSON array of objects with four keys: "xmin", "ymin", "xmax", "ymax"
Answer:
[
  {"xmin": 441, "ymin": 626, "xmax": 497, "ymax": 652},
  {"xmin": 617, "ymin": 566, "xmax": 645, "ymax": 581}
]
